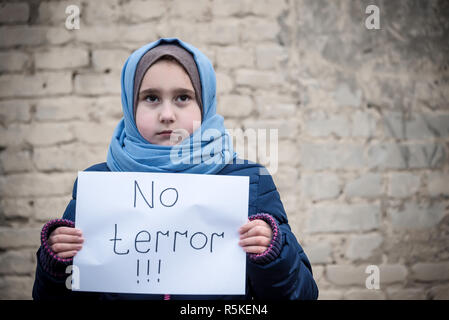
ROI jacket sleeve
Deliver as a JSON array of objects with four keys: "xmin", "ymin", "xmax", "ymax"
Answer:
[
  {"xmin": 246, "ymin": 169, "xmax": 319, "ymax": 300},
  {"xmin": 32, "ymin": 178, "xmax": 100, "ymax": 300}
]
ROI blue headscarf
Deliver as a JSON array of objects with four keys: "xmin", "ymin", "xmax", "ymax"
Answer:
[{"xmin": 106, "ymin": 38, "xmax": 237, "ymax": 174}]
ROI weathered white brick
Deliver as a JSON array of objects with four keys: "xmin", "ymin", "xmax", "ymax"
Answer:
[
  {"xmin": 0, "ymin": 51, "xmax": 29, "ymax": 72},
  {"xmin": 382, "ymin": 111, "xmax": 405, "ymax": 139},
  {"xmin": 83, "ymin": 0, "xmax": 121, "ymax": 25},
  {"xmin": 388, "ymin": 201, "xmax": 447, "ymax": 230},
  {"xmin": 0, "ymin": 147, "xmax": 33, "ymax": 173},
  {"xmin": 0, "ymin": 72, "xmax": 72, "ymax": 98},
  {"xmin": 387, "ymin": 288, "xmax": 426, "ymax": 300},
  {"xmin": 199, "ymin": 20, "xmax": 240, "ymax": 45},
  {"xmin": 300, "ymin": 143, "xmax": 364, "ymax": 170},
  {"xmin": 86, "ymin": 96, "xmax": 123, "ymax": 121},
  {"xmin": 25, "ymin": 123, "xmax": 75, "ymax": 146},
  {"xmin": 345, "ymin": 233, "xmax": 383, "ymax": 260},
  {"xmin": 170, "ymin": 0, "xmax": 210, "ymax": 20},
  {"xmin": 429, "ymin": 285, "xmax": 449, "ymax": 300},
  {"xmin": 411, "ymin": 262, "xmax": 449, "ymax": 281},
  {"xmin": 235, "ymin": 69, "xmax": 283, "ymax": 89},
  {"xmin": 92, "ymin": 49, "xmax": 130, "ymax": 71},
  {"xmin": 303, "ymin": 110, "xmax": 351, "ymax": 137},
  {"xmin": 243, "ymin": 118, "xmax": 297, "ymax": 140},
  {"xmin": 278, "ymin": 140, "xmax": 299, "ymax": 166},
  {"xmin": 317, "ymin": 290, "xmax": 343, "ymax": 300},
  {"xmin": 211, "ymin": 0, "xmax": 252, "ymax": 16},
  {"xmin": 216, "ymin": 46, "xmax": 254, "ymax": 69},
  {"xmin": 0, "ymin": 26, "xmax": 47, "ymax": 47},
  {"xmin": 0, "ymin": 251, "xmax": 35, "ymax": 275},
  {"xmin": 0, "ymin": 173, "xmax": 74, "ymax": 197},
  {"xmin": 272, "ymin": 166, "xmax": 298, "ymax": 192},
  {"xmin": 74, "ymin": 72, "xmax": 121, "ymax": 95},
  {"xmin": 33, "ymin": 143, "xmax": 106, "ymax": 172},
  {"xmin": 383, "ymin": 111, "xmax": 449, "ymax": 140},
  {"xmin": 0, "ymin": 198, "xmax": 35, "ymax": 220},
  {"xmin": 0, "ymin": 276, "xmax": 34, "ymax": 299},
  {"xmin": 365, "ymin": 144, "xmax": 407, "ymax": 169},
  {"xmin": 38, "ymin": 0, "xmax": 82, "ymax": 24},
  {"xmin": 303, "ymin": 242, "xmax": 332, "ymax": 264},
  {"xmin": 249, "ymin": 0, "xmax": 287, "ymax": 18},
  {"xmin": 240, "ymin": 18, "xmax": 280, "ymax": 42},
  {"xmin": 122, "ymin": 0, "xmax": 166, "ymax": 21},
  {"xmin": 0, "ymin": 3, "xmax": 29, "ymax": 23},
  {"xmin": 254, "ymin": 92, "xmax": 296, "ymax": 118},
  {"xmin": 34, "ymin": 196, "xmax": 71, "ymax": 222},
  {"xmin": 408, "ymin": 143, "xmax": 446, "ymax": 168},
  {"xmin": 71, "ymin": 121, "xmax": 116, "ymax": 145},
  {"xmin": 343, "ymin": 289, "xmax": 386, "ymax": 300},
  {"xmin": 352, "ymin": 110, "xmax": 378, "ymax": 138},
  {"xmin": 344, "ymin": 173, "xmax": 383, "ymax": 198},
  {"xmin": 306, "ymin": 204, "xmax": 381, "ymax": 233},
  {"xmin": 367, "ymin": 142, "xmax": 446, "ymax": 169},
  {"xmin": 75, "ymin": 24, "xmax": 158, "ymax": 44},
  {"xmin": 326, "ymin": 265, "xmax": 367, "ymax": 286},
  {"xmin": 0, "ymin": 100, "xmax": 31, "ymax": 123},
  {"xmin": 388, "ymin": 172, "xmax": 421, "ymax": 198},
  {"xmin": 45, "ymin": 27, "xmax": 74, "ymax": 45},
  {"xmin": 0, "ymin": 227, "xmax": 40, "ymax": 249},
  {"xmin": 333, "ymin": 83, "xmax": 362, "ymax": 108},
  {"xmin": 0, "ymin": 124, "xmax": 28, "ymax": 147},
  {"xmin": 216, "ymin": 72, "xmax": 234, "ymax": 95},
  {"xmin": 379, "ymin": 264, "xmax": 408, "ymax": 284},
  {"xmin": 34, "ymin": 96, "xmax": 90, "ymax": 121},
  {"xmin": 427, "ymin": 172, "xmax": 449, "ymax": 196},
  {"xmin": 300, "ymin": 173, "xmax": 342, "ymax": 201},
  {"xmin": 35, "ymin": 47, "xmax": 89, "ymax": 69},
  {"xmin": 217, "ymin": 95, "xmax": 254, "ymax": 118},
  {"xmin": 255, "ymin": 44, "xmax": 287, "ymax": 70}
]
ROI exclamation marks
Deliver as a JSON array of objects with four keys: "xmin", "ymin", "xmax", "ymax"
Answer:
[
  {"xmin": 157, "ymin": 259, "xmax": 161, "ymax": 283},
  {"xmin": 136, "ymin": 259, "xmax": 161, "ymax": 284}
]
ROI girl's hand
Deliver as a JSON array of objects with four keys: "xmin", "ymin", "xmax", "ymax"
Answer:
[
  {"xmin": 47, "ymin": 226, "xmax": 84, "ymax": 259},
  {"xmin": 238, "ymin": 219, "xmax": 273, "ymax": 254}
]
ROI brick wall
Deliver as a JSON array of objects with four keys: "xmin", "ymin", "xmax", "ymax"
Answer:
[{"xmin": 0, "ymin": 0, "xmax": 448, "ymax": 299}]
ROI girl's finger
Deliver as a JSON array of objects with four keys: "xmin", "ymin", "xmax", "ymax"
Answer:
[
  {"xmin": 52, "ymin": 227, "xmax": 82, "ymax": 236},
  {"xmin": 239, "ymin": 219, "xmax": 268, "ymax": 235},
  {"xmin": 51, "ymin": 243, "xmax": 83, "ymax": 253},
  {"xmin": 239, "ymin": 224, "xmax": 272, "ymax": 240},
  {"xmin": 239, "ymin": 236, "xmax": 271, "ymax": 248},
  {"xmin": 48, "ymin": 235, "xmax": 84, "ymax": 247},
  {"xmin": 241, "ymin": 246, "xmax": 267, "ymax": 254},
  {"xmin": 56, "ymin": 250, "xmax": 79, "ymax": 259}
]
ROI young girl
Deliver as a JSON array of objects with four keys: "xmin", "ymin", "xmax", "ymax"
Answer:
[{"xmin": 32, "ymin": 38, "xmax": 318, "ymax": 300}]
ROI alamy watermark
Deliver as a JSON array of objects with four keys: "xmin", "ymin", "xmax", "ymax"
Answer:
[
  {"xmin": 168, "ymin": 123, "xmax": 279, "ymax": 175},
  {"xmin": 65, "ymin": 265, "xmax": 80, "ymax": 290},
  {"xmin": 365, "ymin": 5, "xmax": 380, "ymax": 30},
  {"xmin": 365, "ymin": 265, "xmax": 380, "ymax": 290},
  {"xmin": 65, "ymin": 5, "xmax": 80, "ymax": 30}
]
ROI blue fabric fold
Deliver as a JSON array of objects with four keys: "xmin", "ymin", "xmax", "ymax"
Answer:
[{"xmin": 107, "ymin": 37, "xmax": 237, "ymax": 174}]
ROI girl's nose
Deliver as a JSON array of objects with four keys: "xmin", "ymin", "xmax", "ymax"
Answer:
[{"xmin": 159, "ymin": 102, "xmax": 176, "ymax": 123}]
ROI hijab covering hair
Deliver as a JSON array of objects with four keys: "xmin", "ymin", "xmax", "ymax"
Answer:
[
  {"xmin": 133, "ymin": 44, "xmax": 203, "ymax": 120},
  {"xmin": 106, "ymin": 38, "xmax": 237, "ymax": 174}
]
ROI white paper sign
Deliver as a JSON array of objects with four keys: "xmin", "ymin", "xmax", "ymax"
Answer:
[{"xmin": 72, "ymin": 171, "xmax": 249, "ymax": 295}]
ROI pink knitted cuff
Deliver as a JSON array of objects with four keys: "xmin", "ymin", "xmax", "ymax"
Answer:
[
  {"xmin": 39, "ymin": 219, "xmax": 75, "ymax": 278},
  {"xmin": 247, "ymin": 213, "xmax": 282, "ymax": 265}
]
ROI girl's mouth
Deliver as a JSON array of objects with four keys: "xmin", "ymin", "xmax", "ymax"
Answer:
[{"xmin": 157, "ymin": 130, "xmax": 173, "ymax": 137}]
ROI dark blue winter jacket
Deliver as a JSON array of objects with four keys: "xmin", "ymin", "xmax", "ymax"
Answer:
[{"xmin": 32, "ymin": 161, "xmax": 318, "ymax": 300}]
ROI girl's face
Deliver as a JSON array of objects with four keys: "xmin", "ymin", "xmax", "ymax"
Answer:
[{"xmin": 135, "ymin": 60, "xmax": 202, "ymax": 146}]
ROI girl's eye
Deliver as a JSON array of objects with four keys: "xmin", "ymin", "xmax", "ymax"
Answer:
[
  {"xmin": 176, "ymin": 94, "xmax": 190, "ymax": 103},
  {"xmin": 145, "ymin": 95, "xmax": 159, "ymax": 103}
]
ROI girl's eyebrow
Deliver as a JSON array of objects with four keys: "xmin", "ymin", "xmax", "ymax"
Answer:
[{"xmin": 139, "ymin": 87, "xmax": 195, "ymax": 96}]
